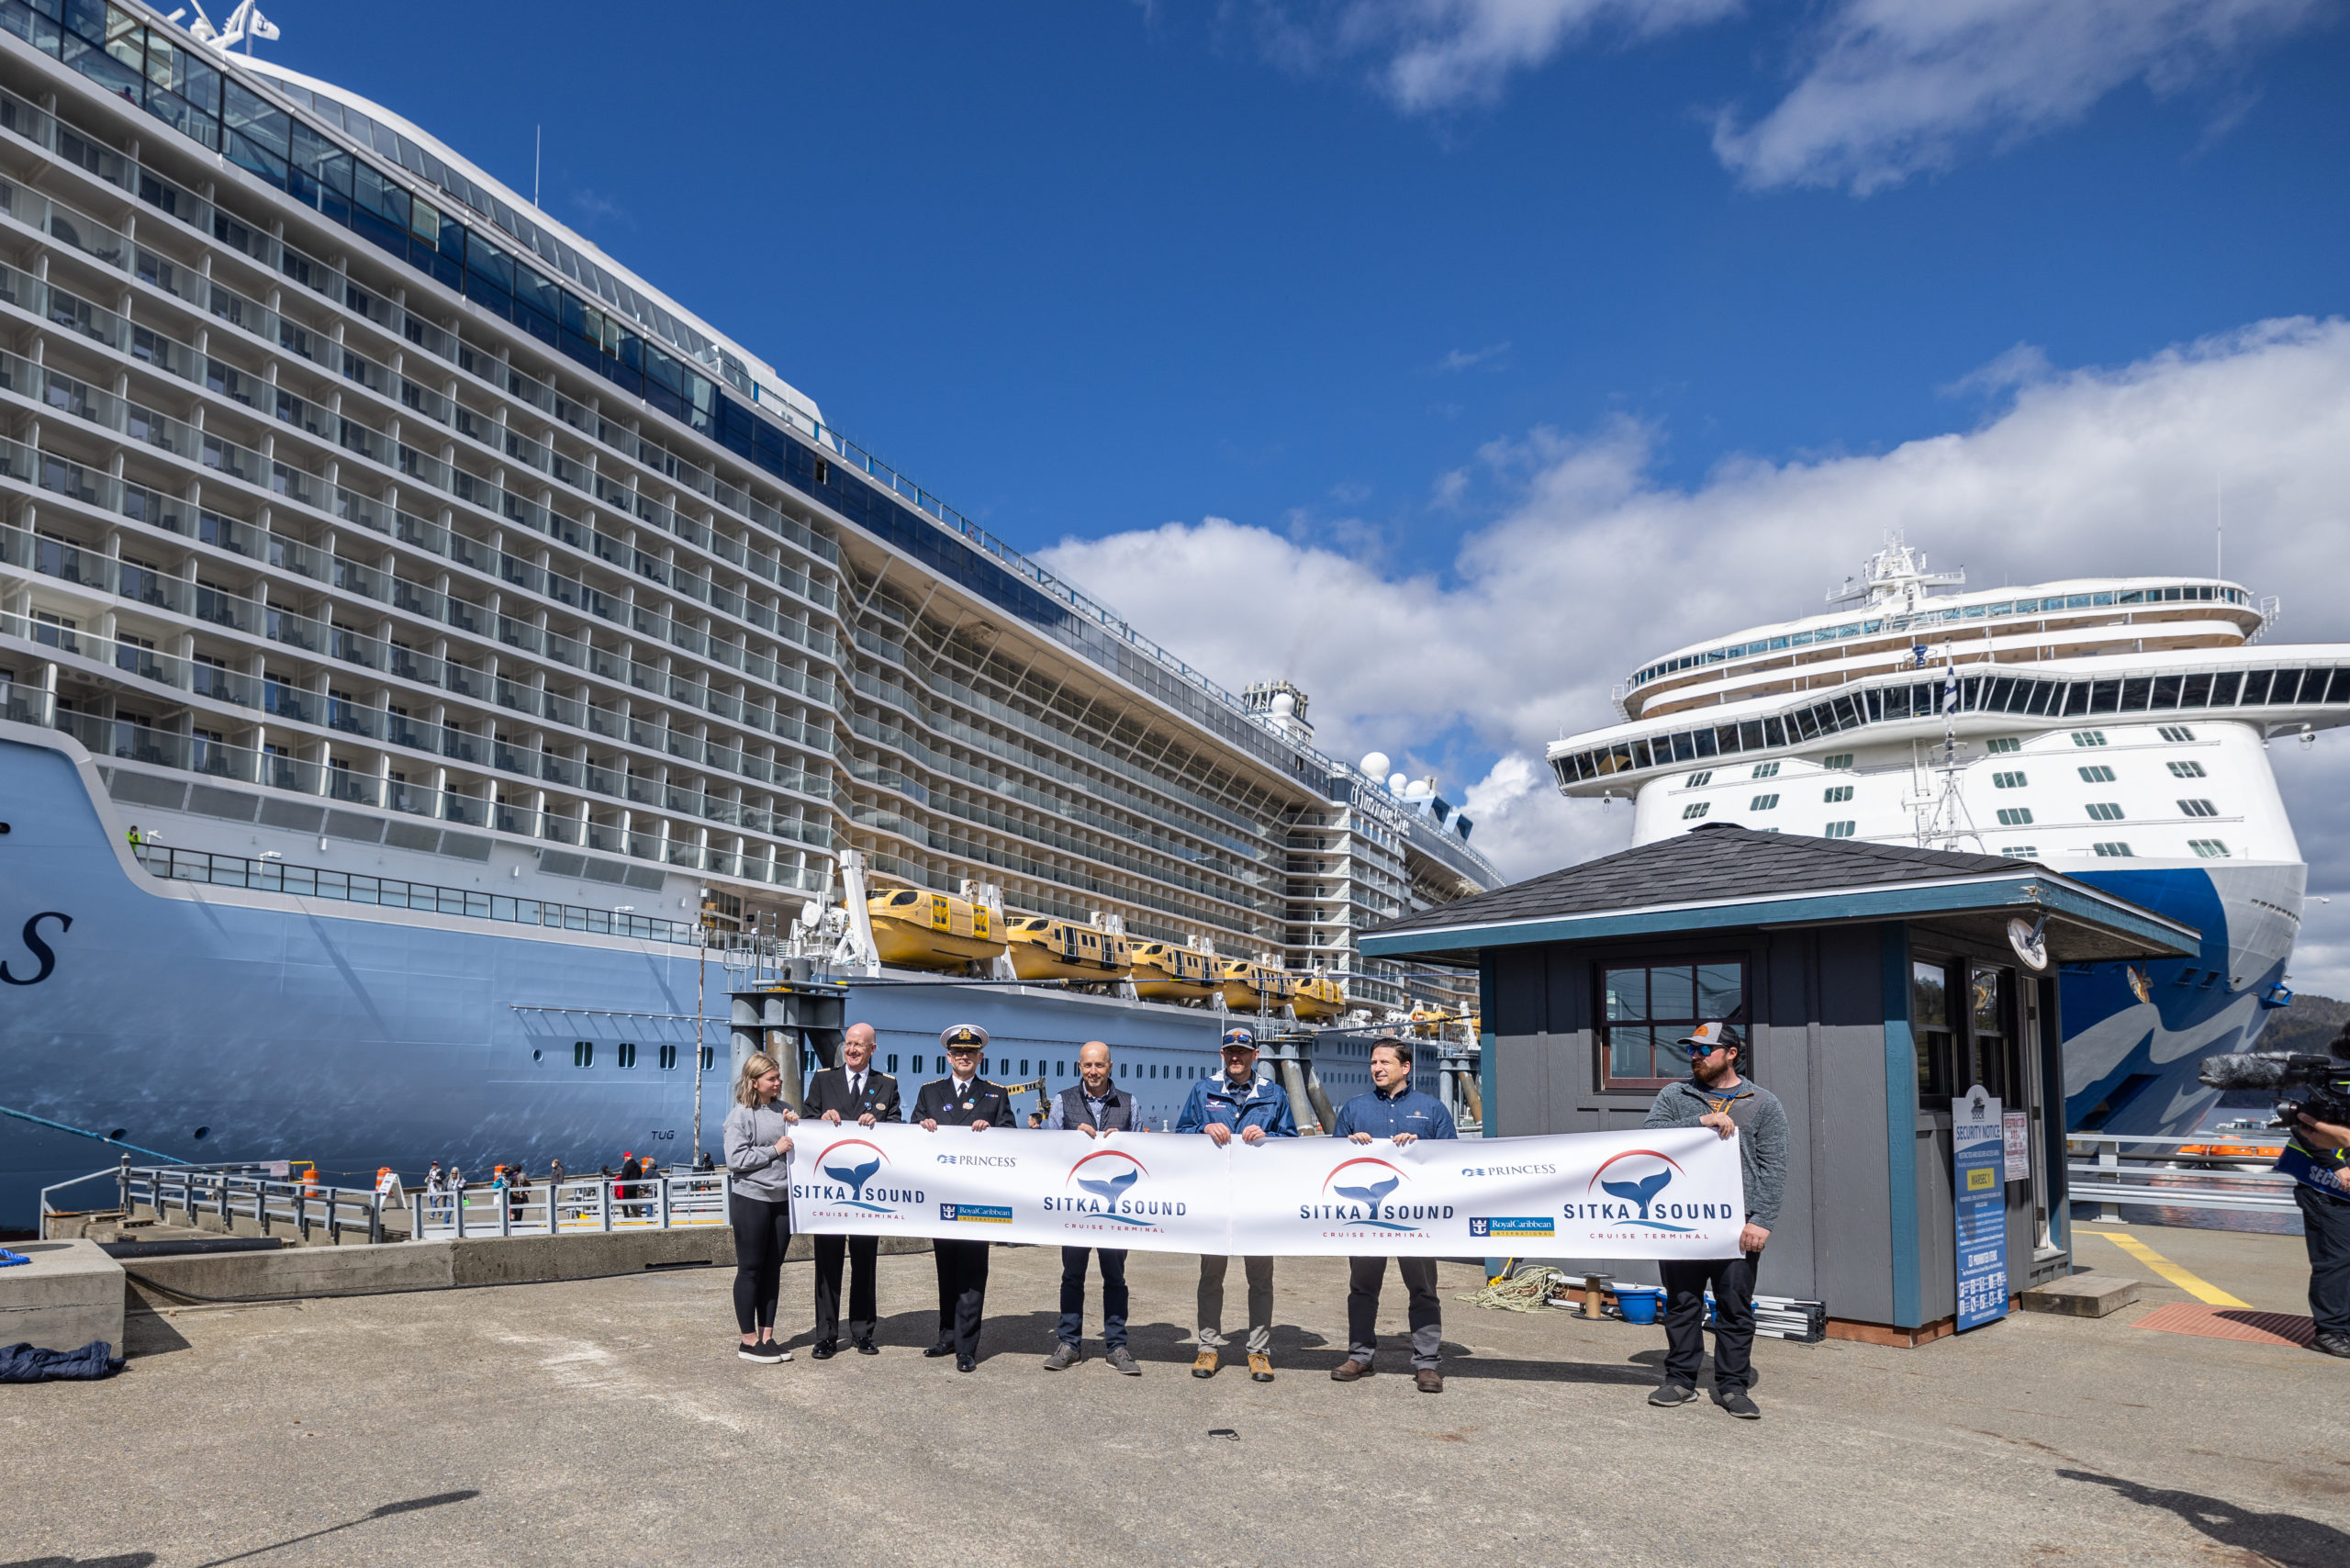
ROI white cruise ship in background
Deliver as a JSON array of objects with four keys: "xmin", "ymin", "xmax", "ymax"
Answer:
[{"xmin": 1549, "ymin": 537, "xmax": 2344, "ymax": 1137}]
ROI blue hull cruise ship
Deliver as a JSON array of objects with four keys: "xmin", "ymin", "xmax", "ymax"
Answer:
[
  {"xmin": 0, "ymin": 3, "xmax": 1497, "ymax": 1225},
  {"xmin": 1549, "ymin": 539, "xmax": 2344, "ymax": 1138}
]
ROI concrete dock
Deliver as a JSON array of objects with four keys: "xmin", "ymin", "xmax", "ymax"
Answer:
[{"xmin": 6, "ymin": 1225, "xmax": 2347, "ymax": 1567}]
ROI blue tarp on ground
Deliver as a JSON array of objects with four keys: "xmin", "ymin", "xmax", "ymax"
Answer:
[{"xmin": 0, "ymin": 1340, "xmax": 123, "ymax": 1381}]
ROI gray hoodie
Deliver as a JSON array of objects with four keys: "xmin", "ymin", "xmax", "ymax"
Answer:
[
  {"xmin": 722, "ymin": 1100, "xmax": 797, "ymax": 1203},
  {"xmin": 1643, "ymin": 1075, "xmax": 1789, "ymax": 1231}
]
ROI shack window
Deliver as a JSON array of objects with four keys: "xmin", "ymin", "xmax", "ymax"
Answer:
[
  {"xmin": 1597, "ymin": 958, "xmax": 1745, "ymax": 1092},
  {"xmin": 1913, "ymin": 959, "xmax": 1953, "ymax": 1106},
  {"xmin": 1967, "ymin": 964, "xmax": 2015, "ymax": 1103}
]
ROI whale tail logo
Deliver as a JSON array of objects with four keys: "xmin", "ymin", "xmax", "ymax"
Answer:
[
  {"xmin": 1075, "ymin": 1170, "xmax": 1139, "ymax": 1203},
  {"xmin": 1600, "ymin": 1170, "xmax": 1672, "ymax": 1220},
  {"xmin": 822, "ymin": 1158, "xmax": 882, "ymax": 1199},
  {"xmin": 1334, "ymin": 1175, "xmax": 1401, "ymax": 1216}
]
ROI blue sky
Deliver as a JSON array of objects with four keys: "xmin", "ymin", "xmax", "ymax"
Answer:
[{"xmin": 235, "ymin": 0, "xmax": 2350, "ymax": 983}]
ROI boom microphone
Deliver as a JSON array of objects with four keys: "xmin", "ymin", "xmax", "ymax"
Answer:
[{"xmin": 2197, "ymin": 1053, "xmax": 2308, "ymax": 1091}]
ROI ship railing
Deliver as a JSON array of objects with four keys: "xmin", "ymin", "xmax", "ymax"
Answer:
[
  {"xmin": 2065, "ymin": 1133, "xmax": 2300, "ymax": 1220},
  {"xmin": 408, "ymin": 1172, "xmax": 728, "ymax": 1240},
  {"xmin": 125, "ymin": 1163, "xmax": 395, "ymax": 1245}
]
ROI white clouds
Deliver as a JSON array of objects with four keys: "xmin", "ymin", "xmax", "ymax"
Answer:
[
  {"xmin": 1434, "ymin": 340, "xmax": 1513, "ymax": 373},
  {"xmin": 1275, "ymin": 0, "xmax": 2324, "ymax": 192},
  {"xmin": 1713, "ymin": 0, "xmax": 2325, "ymax": 194},
  {"xmin": 1038, "ymin": 315, "xmax": 2350, "ymax": 882}
]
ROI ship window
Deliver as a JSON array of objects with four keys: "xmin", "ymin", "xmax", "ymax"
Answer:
[
  {"xmin": 2087, "ymin": 802, "xmax": 2125, "ymax": 821},
  {"xmin": 702, "ymin": 1047, "xmax": 716, "ymax": 1071},
  {"xmin": 1751, "ymin": 762, "xmax": 1780, "ymax": 778},
  {"xmin": 2092, "ymin": 842, "xmax": 2134, "ymax": 857},
  {"xmin": 658, "ymin": 1045, "xmax": 677, "ymax": 1070},
  {"xmin": 1821, "ymin": 754, "xmax": 1853, "ymax": 770},
  {"xmin": 1682, "ymin": 802, "xmax": 1710, "ymax": 820},
  {"xmin": 911, "ymin": 1056, "xmax": 925, "ymax": 1074},
  {"xmin": 1997, "ymin": 807, "xmax": 2033, "ymax": 825},
  {"xmin": 1597, "ymin": 958, "xmax": 1746, "ymax": 1092},
  {"xmin": 1824, "ymin": 821, "xmax": 1857, "ymax": 837},
  {"xmin": 617, "ymin": 1042, "xmax": 637, "ymax": 1069},
  {"xmin": 887, "ymin": 1055, "xmax": 900, "ymax": 1074},
  {"xmin": 1750, "ymin": 794, "xmax": 1779, "ymax": 811},
  {"xmin": 1824, "ymin": 785, "xmax": 1853, "ymax": 803},
  {"xmin": 2076, "ymin": 765, "xmax": 2115, "ymax": 783},
  {"xmin": 1986, "ymin": 738, "xmax": 2020, "ymax": 753},
  {"xmin": 574, "ymin": 1041, "xmax": 594, "ymax": 1067},
  {"xmin": 2000, "ymin": 846, "xmax": 2037, "ymax": 858},
  {"xmin": 2166, "ymin": 760, "xmax": 2206, "ymax": 778},
  {"xmin": 2070, "ymin": 731, "xmax": 2108, "ymax": 746},
  {"xmin": 2179, "ymin": 799, "xmax": 2220, "ymax": 818},
  {"xmin": 1994, "ymin": 772, "xmax": 2028, "ymax": 789},
  {"xmin": 2189, "ymin": 839, "xmax": 2231, "ymax": 858},
  {"xmin": 1684, "ymin": 770, "xmax": 1713, "ymax": 788}
]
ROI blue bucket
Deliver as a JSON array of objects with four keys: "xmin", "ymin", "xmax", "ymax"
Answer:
[{"xmin": 1616, "ymin": 1286, "xmax": 1664, "ymax": 1326}]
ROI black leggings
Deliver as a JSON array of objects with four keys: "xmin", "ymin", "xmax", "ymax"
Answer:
[{"xmin": 730, "ymin": 1191, "xmax": 791, "ymax": 1335}]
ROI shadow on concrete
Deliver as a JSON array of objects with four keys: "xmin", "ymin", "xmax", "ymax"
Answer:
[
  {"xmin": 2, "ymin": 1557, "xmax": 160, "ymax": 1567},
  {"xmin": 2059, "ymin": 1470, "xmax": 2350, "ymax": 1567},
  {"xmin": 1626, "ymin": 1346, "xmax": 1765, "ymax": 1392},
  {"xmin": 120, "ymin": 1305, "xmax": 192, "ymax": 1359}
]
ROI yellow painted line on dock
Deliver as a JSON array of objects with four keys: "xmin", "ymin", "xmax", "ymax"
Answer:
[{"xmin": 2081, "ymin": 1228, "xmax": 2250, "ymax": 1308}]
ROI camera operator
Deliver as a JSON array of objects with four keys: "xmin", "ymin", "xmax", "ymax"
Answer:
[{"xmin": 2284, "ymin": 1088, "xmax": 2350, "ymax": 1359}]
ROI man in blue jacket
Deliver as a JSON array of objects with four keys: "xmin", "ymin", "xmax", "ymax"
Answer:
[
  {"xmin": 1330, "ymin": 1037, "xmax": 1457, "ymax": 1393},
  {"xmin": 1175, "ymin": 1026, "xmax": 1296, "ymax": 1382}
]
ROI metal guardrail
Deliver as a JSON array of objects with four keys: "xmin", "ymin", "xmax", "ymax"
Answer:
[
  {"xmin": 2065, "ymin": 1133, "xmax": 2298, "ymax": 1219},
  {"xmin": 133, "ymin": 1163, "xmax": 393, "ymax": 1245},
  {"xmin": 408, "ymin": 1173, "xmax": 727, "ymax": 1239}
]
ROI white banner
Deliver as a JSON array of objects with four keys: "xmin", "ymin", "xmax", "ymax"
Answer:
[{"xmin": 787, "ymin": 1123, "xmax": 1744, "ymax": 1260}]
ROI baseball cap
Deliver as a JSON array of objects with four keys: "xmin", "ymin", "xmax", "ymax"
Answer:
[
  {"xmin": 1677, "ymin": 1020, "xmax": 1744, "ymax": 1053},
  {"xmin": 940, "ymin": 1024, "xmax": 989, "ymax": 1050},
  {"xmin": 1220, "ymin": 1026, "xmax": 1257, "ymax": 1051}
]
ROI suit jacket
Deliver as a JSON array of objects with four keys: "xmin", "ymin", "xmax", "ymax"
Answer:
[
  {"xmin": 912, "ymin": 1076, "xmax": 1013, "ymax": 1128},
  {"xmin": 806, "ymin": 1065, "xmax": 901, "ymax": 1124}
]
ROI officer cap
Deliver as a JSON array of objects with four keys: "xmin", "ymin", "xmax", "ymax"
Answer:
[
  {"xmin": 1677, "ymin": 1020, "xmax": 1745, "ymax": 1053},
  {"xmin": 940, "ymin": 1023, "xmax": 990, "ymax": 1050}
]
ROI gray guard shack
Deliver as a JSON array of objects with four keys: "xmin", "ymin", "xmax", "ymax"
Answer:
[{"xmin": 1360, "ymin": 823, "xmax": 2198, "ymax": 1345}]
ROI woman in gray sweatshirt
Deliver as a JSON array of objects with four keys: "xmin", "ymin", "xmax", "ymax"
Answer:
[{"xmin": 723, "ymin": 1052, "xmax": 800, "ymax": 1361}]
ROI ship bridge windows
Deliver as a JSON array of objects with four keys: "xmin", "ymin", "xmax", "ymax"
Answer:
[
  {"xmin": 2168, "ymin": 760, "xmax": 2207, "ymax": 778},
  {"xmin": 2076, "ymin": 766, "xmax": 2114, "ymax": 783}
]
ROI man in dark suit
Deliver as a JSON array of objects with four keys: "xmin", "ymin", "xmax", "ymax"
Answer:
[
  {"xmin": 804, "ymin": 1020, "xmax": 901, "ymax": 1360},
  {"xmin": 912, "ymin": 1023, "xmax": 1012, "ymax": 1372}
]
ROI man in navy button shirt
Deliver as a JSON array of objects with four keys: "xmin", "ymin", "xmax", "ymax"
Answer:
[{"xmin": 1329, "ymin": 1036, "xmax": 1456, "ymax": 1393}]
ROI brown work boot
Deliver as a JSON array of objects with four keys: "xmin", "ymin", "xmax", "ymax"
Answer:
[
  {"xmin": 1415, "ymin": 1367, "xmax": 1444, "ymax": 1394},
  {"xmin": 1248, "ymin": 1352, "xmax": 1274, "ymax": 1383},
  {"xmin": 1191, "ymin": 1349, "xmax": 1218, "ymax": 1379},
  {"xmin": 1330, "ymin": 1358, "xmax": 1372, "ymax": 1382}
]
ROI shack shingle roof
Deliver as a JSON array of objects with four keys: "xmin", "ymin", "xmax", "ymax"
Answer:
[{"xmin": 1371, "ymin": 823, "xmax": 2032, "ymax": 939}]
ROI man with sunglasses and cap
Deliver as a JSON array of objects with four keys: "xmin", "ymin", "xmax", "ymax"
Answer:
[
  {"xmin": 1641, "ymin": 1019, "xmax": 1787, "ymax": 1419},
  {"xmin": 912, "ymin": 1024, "xmax": 1014, "ymax": 1372},
  {"xmin": 1174, "ymin": 1025, "xmax": 1297, "ymax": 1382}
]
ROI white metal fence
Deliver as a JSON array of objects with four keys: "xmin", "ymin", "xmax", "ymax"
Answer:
[{"xmin": 2066, "ymin": 1134, "xmax": 2299, "ymax": 1220}]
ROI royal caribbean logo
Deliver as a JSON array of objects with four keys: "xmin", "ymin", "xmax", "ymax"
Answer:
[
  {"xmin": 1041, "ymin": 1148, "xmax": 1187, "ymax": 1229},
  {"xmin": 940, "ymin": 1203, "xmax": 1013, "ymax": 1224},
  {"xmin": 1300, "ymin": 1157, "xmax": 1454, "ymax": 1234},
  {"xmin": 1469, "ymin": 1216, "xmax": 1556, "ymax": 1238},
  {"xmin": 1565, "ymin": 1150, "xmax": 1733, "ymax": 1234},
  {"xmin": 795, "ymin": 1137, "xmax": 925, "ymax": 1214}
]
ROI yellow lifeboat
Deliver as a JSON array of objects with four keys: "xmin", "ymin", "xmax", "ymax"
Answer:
[
  {"xmin": 1292, "ymin": 973, "xmax": 1347, "ymax": 1022},
  {"xmin": 1217, "ymin": 958, "xmax": 1297, "ymax": 1014},
  {"xmin": 866, "ymin": 887, "xmax": 1006, "ymax": 970},
  {"xmin": 1005, "ymin": 916, "xmax": 1131, "ymax": 982},
  {"xmin": 1128, "ymin": 940, "xmax": 1219, "ymax": 1002}
]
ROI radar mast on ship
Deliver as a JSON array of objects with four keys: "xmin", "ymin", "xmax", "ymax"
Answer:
[{"xmin": 1829, "ymin": 531, "xmax": 1966, "ymax": 614}]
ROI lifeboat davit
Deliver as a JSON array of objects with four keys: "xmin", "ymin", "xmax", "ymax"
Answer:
[
  {"xmin": 866, "ymin": 888, "xmax": 1006, "ymax": 970},
  {"xmin": 1005, "ymin": 916, "xmax": 1131, "ymax": 982},
  {"xmin": 1129, "ymin": 941, "xmax": 1219, "ymax": 1002}
]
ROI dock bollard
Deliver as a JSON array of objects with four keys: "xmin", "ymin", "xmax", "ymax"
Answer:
[{"xmin": 1583, "ymin": 1273, "xmax": 1611, "ymax": 1319}]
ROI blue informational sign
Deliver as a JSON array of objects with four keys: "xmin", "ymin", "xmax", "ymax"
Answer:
[{"xmin": 1952, "ymin": 1088, "xmax": 2009, "ymax": 1331}]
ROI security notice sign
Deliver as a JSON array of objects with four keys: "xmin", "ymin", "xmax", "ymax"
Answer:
[
  {"xmin": 786, "ymin": 1122, "xmax": 1745, "ymax": 1260},
  {"xmin": 1953, "ymin": 1088, "xmax": 2009, "ymax": 1331}
]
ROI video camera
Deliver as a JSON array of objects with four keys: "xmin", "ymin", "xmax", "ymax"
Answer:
[{"xmin": 2198, "ymin": 1025, "xmax": 2350, "ymax": 1131}]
